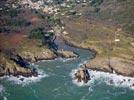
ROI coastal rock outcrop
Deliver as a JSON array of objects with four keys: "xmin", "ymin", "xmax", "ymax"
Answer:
[
  {"xmin": 19, "ymin": 49, "xmax": 78, "ymax": 62},
  {"xmin": 63, "ymin": 35, "xmax": 134, "ymax": 77},
  {"xmin": 0, "ymin": 42, "xmax": 78, "ymax": 78},
  {"xmin": 85, "ymin": 57, "xmax": 113, "ymax": 73},
  {"xmin": 109, "ymin": 57, "xmax": 134, "ymax": 77},
  {"xmin": 86, "ymin": 57, "xmax": 134, "ymax": 77},
  {"xmin": 0, "ymin": 55, "xmax": 37, "ymax": 77},
  {"xmin": 57, "ymin": 50, "xmax": 78, "ymax": 58},
  {"xmin": 19, "ymin": 49, "xmax": 57, "ymax": 62},
  {"xmin": 74, "ymin": 66, "xmax": 91, "ymax": 83}
]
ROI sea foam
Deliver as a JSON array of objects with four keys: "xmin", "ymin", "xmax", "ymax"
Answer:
[
  {"xmin": 0, "ymin": 84, "xmax": 5, "ymax": 93},
  {"xmin": 2, "ymin": 69, "xmax": 48, "ymax": 86},
  {"xmin": 3, "ymin": 96, "xmax": 8, "ymax": 100},
  {"xmin": 55, "ymin": 57, "xmax": 77, "ymax": 62},
  {"xmin": 70, "ymin": 68, "xmax": 134, "ymax": 90}
]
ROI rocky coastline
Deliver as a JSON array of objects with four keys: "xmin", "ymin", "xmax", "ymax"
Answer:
[
  {"xmin": 0, "ymin": 54, "xmax": 38, "ymax": 77},
  {"xmin": 62, "ymin": 35, "xmax": 134, "ymax": 77},
  {"xmin": 62, "ymin": 36, "xmax": 97, "ymax": 56},
  {"xmin": 0, "ymin": 0, "xmax": 133, "ymax": 80},
  {"xmin": 0, "ymin": 37, "xmax": 78, "ymax": 78}
]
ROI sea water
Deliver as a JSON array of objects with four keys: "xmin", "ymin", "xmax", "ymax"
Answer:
[{"xmin": 0, "ymin": 48, "xmax": 134, "ymax": 100}]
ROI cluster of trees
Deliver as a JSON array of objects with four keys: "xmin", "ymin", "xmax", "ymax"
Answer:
[
  {"xmin": 90, "ymin": 0, "xmax": 104, "ymax": 6},
  {"xmin": 0, "ymin": 0, "xmax": 20, "ymax": 17},
  {"xmin": 123, "ymin": 23, "xmax": 134, "ymax": 37},
  {"xmin": 47, "ymin": 16, "xmax": 63, "ymax": 27},
  {"xmin": 90, "ymin": 0, "xmax": 104, "ymax": 13},
  {"xmin": 52, "ymin": 0, "xmax": 65, "ymax": 5},
  {"xmin": 0, "ymin": 8, "xmax": 19, "ymax": 18},
  {"xmin": 0, "ymin": 0, "xmax": 31, "ymax": 34},
  {"xmin": 29, "ymin": 28, "xmax": 58, "ymax": 51},
  {"xmin": 29, "ymin": 28, "xmax": 44, "ymax": 39},
  {"xmin": 31, "ymin": 0, "xmax": 40, "ymax": 3}
]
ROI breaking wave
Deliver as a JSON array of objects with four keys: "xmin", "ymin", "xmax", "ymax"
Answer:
[
  {"xmin": 1, "ymin": 69, "xmax": 48, "ymax": 86},
  {"xmin": 0, "ymin": 85, "xmax": 5, "ymax": 93},
  {"xmin": 70, "ymin": 68, "xmax": 134, "ymax": 90}
]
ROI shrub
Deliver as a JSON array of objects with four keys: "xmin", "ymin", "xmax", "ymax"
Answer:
[
  {"xmin": 123, "ymin": 23, "xmax": 134, "ymax": 36},
  {"xmin": 29, "ymin": 28, "xmax": 44, "ymax": 39},
  {"xmin": 91, "ymin": 0, "xmax": 103, "ymax": 6},
  {"xmin": 29, "ymin": 28, "xmax": 54, "ymax": 39}
]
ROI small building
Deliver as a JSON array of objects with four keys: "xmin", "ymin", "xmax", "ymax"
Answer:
[{"xmin": 114, "ymin": 39, "xmax": 120, "ymax": 42}]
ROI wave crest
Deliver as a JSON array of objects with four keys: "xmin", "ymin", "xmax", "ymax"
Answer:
[
  {"xmin": 2, "ymin": 69, "xmax": 48, "ymax": 86},
  {"xmin": 70, "ymin": 68, "xmax": 134, "ymax": 90}
]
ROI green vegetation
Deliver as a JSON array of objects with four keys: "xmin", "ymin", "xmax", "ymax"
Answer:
[
  {"xmin": 86, "ymin": 0, "xmax": 134, "ymax": 36},
  {"xmin": 90, "ymin": 0, "xmax": 104, "ymax": 6},
  {"xmin": 117, "ymin": 0, "xmax": 127, "ymax": 2},
  {"xmin": 31, "ymin": 0, "xmax": 40, "ymax": 2},
  {"xmin": 47, "ymin": 16, "xmax": 63, "ymax": 26},
  {"xmin": 8, "ymin": 19, "xmax": 30, "ymax": 27},
  {"xmin": 89, "ymin": 0, "xmax": 103, "ymax": 13},
  {"xmin": 8, "ymin": 9, "xmax": 20, "ymax": 18},
  {"xmin": 0, "ymin": 8, "xmax": 19, "ymax": 18},
  {"xmin": 29, "ymin": 28, "xmax": 54, "ymax": 39},
  {"xmin": 123, "ymin": 23, "xmax": 134, "ymax": 36},
  {"xmin": 29, "ymin": 28, "xmax": 44, "ymax": 39},
  {"xmin": 63, "ymin": 15, "xmax": 134, "ymax": 59},
  {"xmin": 28, "ymin": 27, "xmax": 57, "ymax": 50},
  {"xmin": 0, "ymin": 0, "xmax": 20, "ymax": 18}
]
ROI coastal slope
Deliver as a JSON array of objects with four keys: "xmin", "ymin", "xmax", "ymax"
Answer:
[{"xmin": 60, "ymin": 0, "xmax": 134, "ymax": 77}]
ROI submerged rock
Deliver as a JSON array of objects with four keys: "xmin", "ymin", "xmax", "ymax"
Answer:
[{"xmin": 20, "ymin": 78, "xmax": 24, "ymax": 81}]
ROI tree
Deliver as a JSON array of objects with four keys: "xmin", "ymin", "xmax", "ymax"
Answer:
[
  {"xmin": 29, "ymin": 28, "xmax": 44, "ymax": 39},
  {"xmin": 29, "ymin": 28, "xmax": 58, "ymax": 51},
  {"xmin": 42, "ymin": 32, "xmax": 58, "ymax": 51}
]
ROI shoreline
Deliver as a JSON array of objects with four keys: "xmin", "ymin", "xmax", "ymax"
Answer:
[
  {"xmin": 0, "ymin": 67, "xmax": 48, "ymax": 85},
  {"xmin": 62, "ymin": 35, "xmax": 134, "ymax": 77},
  {"xmin": 0, "ymin": 51, "xmax": 78, "ymax": 78},
  {"xmin": 62, "ymin": 36, "xmax": 97, "ymax": 53},
  {"xmin": 0, "ymin": 36, "xmax": 78, "ymax": 78},
  {"xmin": 70, "ymin": 67, "xmax": 134, "ymax": 90}
]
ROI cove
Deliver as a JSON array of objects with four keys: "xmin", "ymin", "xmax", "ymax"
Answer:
[{"xmin": 0, "ymin": 46, "xmax": 134, "ymax": 100}]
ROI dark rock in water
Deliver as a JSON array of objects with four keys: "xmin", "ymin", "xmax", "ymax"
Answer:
[
  {"xmin": 109, "ymin": 80, "xmax": 113, "ymax": 84},
  {"xmin": 85, "ymin": 69, "xmax": 90, "ymax": 79},
  {"xmin": 32, "ymin": 71, "xmax": 38, "ymax": 77},
  {"xmin": 128, "ymin": 79, "xmax": 130, "ymax": 82},
  {"xmin": 20, "ymin": 78, "xmax": 24, "ymax": 81},
  {"xmin": 120, "ymin": 81, "xmax": 123, "ymax": 84},
  {"xmin": 32, "ymin": 68, "xmax": 38, "ymax": 77},
  {"xmin": 132, "ymin": 83, "xmax": 134, "ymax": 86},
  {"xmin": 0, "ymin": 73, "xmax": 4, "ymax": 77}
]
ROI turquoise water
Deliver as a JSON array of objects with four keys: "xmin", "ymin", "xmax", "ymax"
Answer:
[{"xmin": 0, "ymin": 48, "xmax": 134, "ymax": 100}]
